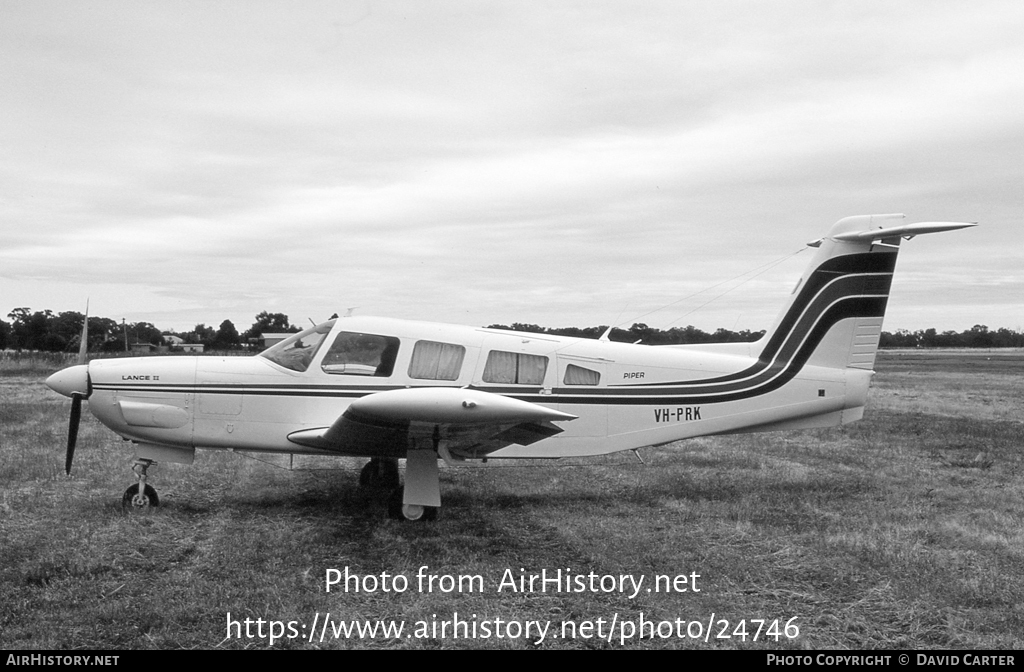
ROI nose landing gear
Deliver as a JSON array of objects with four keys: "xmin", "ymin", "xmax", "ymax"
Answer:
[{"xmin": 122, "ymin": 458, "xmax": 159, "ymax": 512}]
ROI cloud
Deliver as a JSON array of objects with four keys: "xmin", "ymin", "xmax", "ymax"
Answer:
[{"xmin": 2, "ymin": 1, "xmax": 1022, "ymax": 332}]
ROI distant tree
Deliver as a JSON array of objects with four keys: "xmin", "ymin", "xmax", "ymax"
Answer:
[
  {"xmin": 129, "ymin": 322, "xmax": 164, "ymax": 346},
  {"xmin": 88, "ymin": 317, "xmax": 119, "ymax": 352},
  {"xmin": 6, "ymin": 308, "xmax": 54, "ymax": 350},
  {"xmin": 242, "ymin": 311, "xmax": 297, "ymax": 341},
  {"xmin": 919, "ymin": 328, "xmax": 939, "ymax": 348},
  {"xmin": 628, "ymin": 323, "xmax": 655, "ymax": 343},
  {"xmin": 510, "ymin": 322, "xmax": 543, "ymax": 333},
  {"xmin": 50, "ymin": 311, "xmax": 87, "ymax": 352},
  {"xmin": 6, "ymin": 307, "xmax": 31, "ymax": 326},
  {"xmin": 548, "ymin": 326, "xmax": 605, "ymax": 339},
  {"xmin": 993, "ymin": 327, "xmax": 1024, "ymax": 348},
  {"xmin": 880, "ymin": 329, "xmax": 919, "ymax": 348},
  {"xmin": 213, "ymin": 320, "xmax": 241, "ymax": 350},
  {"xmin": 967, "ymin": 324, "xmax": 993, "ymax": 348},
  {"xmin": 187, "ymin": 324, "xmax": 216, "ymax": 346},
  {"xmin": 0, "ymin": 318, "xmax": 9, "ymax": 349},
  {"xmin": 667, "ymin": 325, "xmax": 711, "ymax": 344}
]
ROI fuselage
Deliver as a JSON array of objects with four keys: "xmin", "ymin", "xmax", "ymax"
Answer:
[{"xmin": 83, "ymin": 315, "xmax": 871, "ymax": 460}]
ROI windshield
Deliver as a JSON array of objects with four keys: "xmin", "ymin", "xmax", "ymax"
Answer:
[{"xmin": 259, "ymin": 320, "xmax": 335, "ymax": 372}]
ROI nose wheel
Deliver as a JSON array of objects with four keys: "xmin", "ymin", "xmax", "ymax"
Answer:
[
  {"xmin": 122, "ymin": 483, "xmax": 159, "ymax": 511},
  {"xmin": 122, "ymin": 458, "xmax": 159, "ymax": 512}
]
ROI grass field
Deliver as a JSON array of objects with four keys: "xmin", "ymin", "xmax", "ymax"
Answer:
[{"xmin": 2, "ymin": 350, "xmax": 1022, "ymax": 649}]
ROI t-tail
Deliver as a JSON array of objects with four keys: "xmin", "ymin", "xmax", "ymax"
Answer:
[{"xmin": 755, "ymin": 213, "xmax": 976, "ymax": 374}]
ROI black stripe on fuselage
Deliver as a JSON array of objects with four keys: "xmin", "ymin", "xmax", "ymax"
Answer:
[
  {"xmin": 90, "ymin": 383, "xmax": 412, "ymax": 397},
  {"xmin": 550, "ymin": 295, "xmax": 887, "ymax": 404},
  {"xmin": 613, "ymin": 251, "xmax": 896, "ymax": 388}
]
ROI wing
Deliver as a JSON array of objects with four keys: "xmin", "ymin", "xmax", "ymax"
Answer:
[{"xmin": 286, "ymin": 387, "xmax": 577, "ymax": 459}]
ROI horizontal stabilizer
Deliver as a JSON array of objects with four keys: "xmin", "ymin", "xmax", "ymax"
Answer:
[{"xmin": 833, "ymin": 221, "xmax": 977, "ymax": 243}]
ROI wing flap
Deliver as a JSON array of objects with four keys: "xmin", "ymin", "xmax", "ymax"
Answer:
[{"xmin": 491, "ymin": 420, "xmax": 564, "ymax": 446}]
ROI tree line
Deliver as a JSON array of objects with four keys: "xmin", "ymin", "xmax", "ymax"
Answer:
[
  {"xmin": 1, "ymin": 309, "xmax": 300, "ymax": 352},
  {"xmin": 877, "ymin": 325, "xmax": 1024, "ymax": 349},
  {"xmin": 489, "ymin": 322, "xmax": 1024, "ymax": 348},
  {"xmin": 486, "ymin": 322, "xmax": 768, "ymax": 345},
  {"xmin": 3, "ymin": 307, "xmax": 1022, "ymax": 353}
]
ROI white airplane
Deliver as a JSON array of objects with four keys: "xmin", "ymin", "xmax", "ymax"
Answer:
[{"xmin": 46, "ymin": 213, "xmax": 975, "ymax": 521}]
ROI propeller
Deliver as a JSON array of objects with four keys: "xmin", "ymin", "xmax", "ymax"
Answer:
[
  {"xmin": 47, "ymin": 302, "xmax": 90, "ymax": 475},
  {"xmin": 67, "ymin": 393, "xmax": 83, "ymax": 475}
]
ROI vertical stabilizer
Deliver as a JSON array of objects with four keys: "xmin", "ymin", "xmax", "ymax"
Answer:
[{"xmin": 755, "ymin": 214, "xmax": 975, "ymax": 373}]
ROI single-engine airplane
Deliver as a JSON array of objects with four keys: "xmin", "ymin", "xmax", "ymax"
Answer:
[{"xmin": 46, "ymin": 213, "xmax": 975, "ymax": 521}]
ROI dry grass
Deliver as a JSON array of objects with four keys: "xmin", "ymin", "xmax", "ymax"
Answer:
[{"xmin": 1, "ymin": 351, "xmax": 1023, "ymax": 649}]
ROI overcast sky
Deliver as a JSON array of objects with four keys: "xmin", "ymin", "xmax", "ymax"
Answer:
[{"xmin": 2, "ymin": 1, "xmax": 1021, "ymax": 336}]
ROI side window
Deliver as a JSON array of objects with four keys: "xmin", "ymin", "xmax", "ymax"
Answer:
[
  {"xmin": 564, "ymin": 364, "xmax": 600, "ymax": 386},
  {"xmin": 321, "ymin": 332, "xmax": 400, "ymax": 376},
  {"xmin": 482, "ymin": 351, "xmax": 548, "ymax": 385},
  {"xmin": 408, "ymin": 341, "xmax": 466, "ymax": 381}
]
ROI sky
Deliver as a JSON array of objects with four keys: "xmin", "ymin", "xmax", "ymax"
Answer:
[{"xmin": 2, "ymin": 1, "xmax": 1022, "ymax": 336}]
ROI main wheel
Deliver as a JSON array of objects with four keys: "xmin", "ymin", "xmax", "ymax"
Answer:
[
  {"xmin": 122, "ymin": 483, "xmax": 159, "ymax": 512},
  {"xmin": 359, "ymin": 458, "xmax": 400, "ymax": 489},
  {"xmin": 386, "ymin": 487, "xmax": 438, "ymax": 522}
]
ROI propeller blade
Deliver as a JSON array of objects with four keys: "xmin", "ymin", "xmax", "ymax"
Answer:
[
  {"xmin": 66, "ymin": 393, "xmax": 82, "ymax": 475},
  {"xmin": 77, "ymin": 300, "xmax": 89, "ymax": 365}
]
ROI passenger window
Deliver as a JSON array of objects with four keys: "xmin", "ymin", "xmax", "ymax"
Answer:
[
  {"xmin": 321, "ymin": 332, "xmax": 400, "ymax": 376},
  {"xmin": 483, "ymin": 351, "xmax": 548, "ymax": 385},
  {"xmin": 409, "ymin": 341, "xmax": 465, "ymax": 381},
  {"xmin": 564, "ymin": 364, "xmax": 600, "ymax": 386}
]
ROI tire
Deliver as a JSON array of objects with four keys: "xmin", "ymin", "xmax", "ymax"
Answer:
[
  {"xmin": 122, "ymin": 483, "xmax": 159, "ymax": 512},
  {"xmin": 386, "ymin": 487, "xmax": 438, "ymax": 522},
  {"xmin": 360, "ymin": 458, "xmax": 400, "ymax": 489}
]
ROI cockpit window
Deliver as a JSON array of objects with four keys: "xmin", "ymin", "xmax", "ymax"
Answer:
[
  {"xmin": 259, "ymin": 321, "xmax": 334, "ymax": 372},
  {"xmin": 321, "ymin": 331, "xmax": 400, "ymax": 376}
]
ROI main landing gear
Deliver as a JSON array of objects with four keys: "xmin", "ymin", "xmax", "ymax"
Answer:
[
  {"xmin": 360, "ymin": 450, "xmax": 441, "ymax": 523},
  {"xmin": 359, "ymin": 457, "xmax": 401, "ymax": 490},
  {"xmin": 387, "ymin": 487, "xmax": 438, "ymax": 522},
  {"xmin": 122, "ymin": 458, "xmax": 159, "ymax": 512}
]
